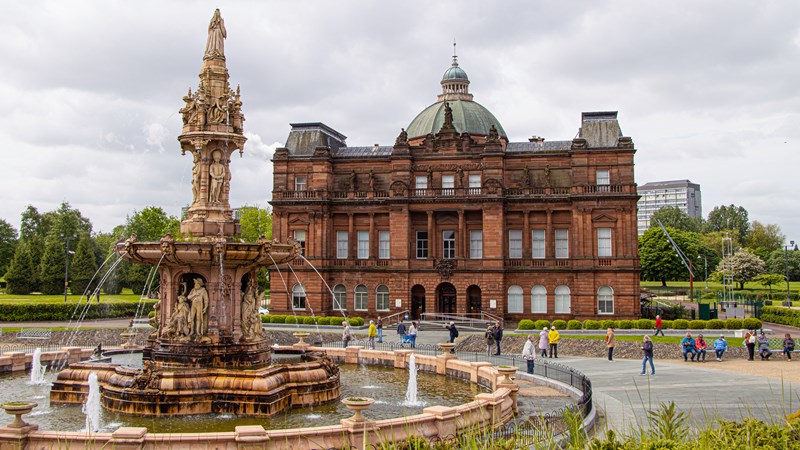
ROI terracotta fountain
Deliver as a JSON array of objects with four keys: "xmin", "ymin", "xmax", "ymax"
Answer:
[{"xmin": 49, "ymin": 10, "xmax": 340, "ymax": 416}]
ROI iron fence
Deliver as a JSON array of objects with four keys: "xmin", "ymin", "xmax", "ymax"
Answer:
[{"xmin": 0, "ymin": 343, "xmax": 95, "ymax": 355}]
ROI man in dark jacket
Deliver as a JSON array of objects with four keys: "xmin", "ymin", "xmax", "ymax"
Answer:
[
  {"xmin": 493, "ymin": 322, "xmax": 503, "ymax": 355},
  {"xmin": 396, "ymin": 321, "xmax": 407, "ymax": 344},
  {"xmin": 445, "ymin": 321, "xmax": 459, "ymax": 343}
]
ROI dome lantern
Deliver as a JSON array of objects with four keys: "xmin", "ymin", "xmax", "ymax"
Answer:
[{"xmin": 438, "ymin": 43, "xmax": 473, "ymax": 102}]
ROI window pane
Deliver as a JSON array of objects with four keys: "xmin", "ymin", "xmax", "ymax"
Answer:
[
  {"xmin": 357, "ymin": 231, "xmax": 369, "ymax": 259},
  {"xmin": 336, "ymin": 231, "xmax": 348, "ymax": 259},
  {"xmin": 508, "ymin": 285, "xmax": 523, "ymax": 313},
  {"xmin": 333, "ymin": 284, "xmax": 346, "ymax": 310},
  {"xmin": 416, "ymin": 231, "xmax": 428, "ymax": 259},
  {"xmin": 379, "ymin": 231, "xmax": 390, "ymax": 259},
  {"xmin": 597, "ymin": 228, "xmax": 612, "ymax": 257},
  {"xmin": 531, "ymin": 285, "xmax": 547, "ymax": 313},
  {"xmin": 555, "ymin": 285, "xmax": 570, "ymax": 313},
  {"xmin": 415, "ymin": 176, "xmax": 427, "ymax": 190},
  {"xmin": 470, "ymin": 230, "xmax": 483, "ymax": 259},
  {"xmin": 555, "ymin": 229, "xmax": 569, "ymax": 259},
  {"xmin": 598, "ymin": 286, "xmax": 614, "ymax": 314},
  {"xmin": 292, "ymin": 284, "xmax": 306, "ymax": 309},
  {"xmin": 508, "ymin": 230, "xmax": 522, "ymax": 259},
  {"xmin": 532, "ymin": 229, "xmax": 545, "ymax": 259},
  {"xmin": 295, "ymin": 176, "xmax": 307, "ymax": 191},
  {"xmin": 355, "ymin": 285, "xmax": 368, "ymax": 310},
  {"xmin": 442, "ymin": 175, "xmax": 454, "ymax": 195},
  {"xmin": 293, "ymin": 230, "xmax": 306, "ymax": 255},
  {"xmin": 468, "ymin": 174, "xmax": 481, "ymax": 188},
  {"xmin": 376, "ymin": 285, "xmax": 389, "ymax": 310},
  {"xmin": 443, "ymin": 231, "xmax": 455, "ymax": 259},
  {"xmin": 596, "ymin": 170, "xmax": 610, "ymax": 185}
]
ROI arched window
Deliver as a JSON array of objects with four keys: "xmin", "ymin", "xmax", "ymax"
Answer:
[
  {"xmin": 292, "ymin": 284, "xmax": 306, "ymax": 310},
  {"xmin": 555, "ymin": 285, "xmax": 571, "ymax": 314},
  {"xmin": 598, "ymin": 286, "xmax": 614, "ymax": 314},
  {"xmin": 531, "ymin": 285, "xmax": 547, "ymax": 313},
  {"xmin": 333, "ymin": 284, "xmax": 346, "ymax": 311},
  {"xmin": 507, "ymin": 285, "xmax": 523, "ymax": 314},
  {"xmin": 354, "ymin": 285, "xmax": 368, "ymax": 311},
  {"xmin": 376, "ymin": 285, "xmax": 389, "ymax": 311}
]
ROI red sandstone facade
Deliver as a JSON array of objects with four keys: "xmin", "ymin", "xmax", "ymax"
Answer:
[{"xmin": 269, "ymin": 58, "xmax": 640, "ymax": 322}]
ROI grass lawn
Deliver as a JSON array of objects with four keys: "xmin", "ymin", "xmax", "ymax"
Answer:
[{"xmin": 0, "ymin": 290, "xmax": 143, "ymax": 305}]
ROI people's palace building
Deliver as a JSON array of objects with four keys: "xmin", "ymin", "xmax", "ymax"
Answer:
[{"xmin": 269, "ymin": 55, "xmax": 640, "ymax": 321}]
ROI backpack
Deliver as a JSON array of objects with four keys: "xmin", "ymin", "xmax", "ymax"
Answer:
[{"xmin": 453, "ymin": 328, "xmax": 459, "ymax": 338}]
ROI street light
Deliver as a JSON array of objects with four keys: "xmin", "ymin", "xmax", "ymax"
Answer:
[
  {"xmin": 64, "ymin": 238, "xmax": 75, "ymax": 303},
  {"xmin": 697, "ymin": 254, "xmax": 708, "ymax": 291},
  {"xmin": 786, "ymin": 240, "xmax": 797, "ymax": 305}
]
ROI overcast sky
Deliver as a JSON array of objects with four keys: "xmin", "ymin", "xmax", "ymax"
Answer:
[{"xmin": 1, "ymin": 1, "xmax": 799, "ymax": 242}]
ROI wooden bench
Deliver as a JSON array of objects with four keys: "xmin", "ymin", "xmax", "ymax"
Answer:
[{"xmin": 16, "ymin": 329, "xmax": 52, "ymax": 340}]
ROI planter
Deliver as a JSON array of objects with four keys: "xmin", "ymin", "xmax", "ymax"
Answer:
[
  {"xmin": 496, "ymin": 366, "xmax": 517, "ymax": 384},
  {"xmin": 438, "ymin": 342, "xmax": 456, "ymax": 355},
  {"xmin": 2, "ymin": 402, "xmax": 37, "ymax": 428},
  {"xmin": 293, "ymin": 332, "xmax": 311, "ymax": 347},
  {"xmin": 341, "ymin": 397, "xmax": 375, "ymax": 422}
]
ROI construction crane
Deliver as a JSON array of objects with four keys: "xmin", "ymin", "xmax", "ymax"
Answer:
[{"xmin": 655, "ymin": 219, "xmax": 696, "ymax": 302}]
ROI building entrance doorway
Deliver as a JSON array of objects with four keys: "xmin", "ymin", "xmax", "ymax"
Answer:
[
  {"xmin": 437, "ymin": 283, "xmax": 457, "ymax": 314},
  {"xmin": 467, "ymin": 285, "xmax": 482, "ymax": 313},
  {"xmin": 411, "ymin": 285, "xmax": 426, "ymax": 320}
]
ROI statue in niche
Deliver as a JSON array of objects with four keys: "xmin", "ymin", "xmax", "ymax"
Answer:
[
  {"xmin": 149, "ymin": 295, "xmax": 161, "ymax": 331},
  {"xmin": 522, "ymin": 167, "xmax": 531, "ymax": 188},
  {"xmin": 544, "ymin": 164, "xmax": 552, "ymax": 187},
  {"xmin": 456, "ymin": 166, "xmax": 464, "ymax": 188},
  {"xmin": 369, "ymin": 170, "xmax": 375, "ymax": 191},
  {"xmin": 179, "ymin": 88, "xmax": 198, "ymax": 125},
  {"xmin": 165, "ymin": 287, "xmax": 191, "ymax": 339},
  {"xmin": 241, "ymin": 279, "xmax": 264, "ymax": 340},
  {"xmin": 395, "ymin": 128, "xmax": 408, "ymax": 145},
  {"xmin": 204, "ymin": 9, "xmax": 226, "ymax": 59},
  {"xmin": 206, "ymin": 94, "xmax": 228, "ymax": 124},
  {"xmin": 487, "ymin": 124, "xmax": 500, "ymax": 143},
  {"xmin": 191, "ymin": 152, "xmax": 202, "ymax": 203},
  {"xmin": 188, "ymin": 278, "xmax": 210, "ymax": 337},
  {"xmin": 209, "ymin": 150, "xmax": 226, "ymax": 203},
  {"xmin": 427, "ymin": 167, "xmax": 433, "ymax": 186},
  {"xmin": 349, "ymin": 171, "xmax": 357, "ymax": 192}
]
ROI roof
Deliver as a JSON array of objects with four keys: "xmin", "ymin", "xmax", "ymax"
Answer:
[
  {"xmin": 333, "ymin": 146, "xmax": 392, "ymax": 157},
  {"xmin": 285, "ymin": 122, "xmax": 347, "ymax": 156},
  {"xmin": 406, "ymin": 99, "xmax": 506, "ymax": 139},
  {"xmin": 639, "ymin": 180, "xmax": 701, "ymax": 190}
]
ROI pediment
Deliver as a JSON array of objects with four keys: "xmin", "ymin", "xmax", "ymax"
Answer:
[
  {"xmin": 288, "ymin": 217, "xmax": 310, "ymax": 225},
  {"xmin": 592, "ymin": 213, "xmax": 617, "ymax": 223}
]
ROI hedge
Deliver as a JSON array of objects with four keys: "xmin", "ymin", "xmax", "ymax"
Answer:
[
  {"xmin": 518, "ymin": 319, "xmax": 535, "ymax": 330},
  {"xmin": 0, "ymin": 301, "xmax": 157, "ymax": 322},
  {"xmin": 534, "ymin": 320, "xmax": 551, "ymax": 330},
  {"xmin": 302, "ymin": 316, "xmax": 316, "ymax": 325},
  {"xmin": 618, "ymin": 320, "xmax": 634, "ymax": 329},
  {"xmin": 742, "ymin": 318, "xmax": 762, "ymax": 330},
  {"xmin": 637, "ymin": 319, "xmax": 654, "ymax": 329},
  {"xmin": 567, "ymin": 320, "xmax": 582, "ymax": 330},
  {"xmin": 284, "ymin": 316, "xmax": 300, "ymax": 325},
  {"xmin": 552, "ymin": 319, "xmax": 567, "ymax": 330},
  {"xmin": 583, "ymin": 320, "xmax": 601, "ymax": 330},
  {"xmin": 662, "ymin": 320, "xmax": 673, "ymax": 329},
  {"xmin": 672, "ymin": 319, "xmax": 689, "ymax": 329},
  {"xmin": 706, "ymin": 319, "xmax": 725, "ymax": 329},
  {"xmin": 316, "ymin": 317, "xmax": 330, "ymax": 326},
  {"xmin": 689, "ymin": 320, "xmax": 706, "ymax": 330},
  {"xmin": 762, "ymin": 306, "xmax": 800, "ymax": 328},
  {"xmin": 600, "ymin": 320, "xmax": 615, "ymax": 329},
  {"xmin": 347, "ymin": 317, "xmax": 365, "ymax": 326}
]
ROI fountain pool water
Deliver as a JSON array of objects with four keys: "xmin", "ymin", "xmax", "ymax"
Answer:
[
  {"xmin": 29, "ymin": 348, "xmax": 47, "ymax": 385},
  {"xmin": 83, "ymin": 372, "xmax": 101, "ymax": 432},
  {"xmin": 402, "ymin": 353, "xmax": 422, "ymax": 407},
  {"xmin": 1, "ymin": 358, "xmax": 484, "ymax": 433}
]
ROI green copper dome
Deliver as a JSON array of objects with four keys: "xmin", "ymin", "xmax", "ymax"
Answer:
[
  {"xmin": 442, "ymin": 65, "xmax": 468, "ymax": 81},
  {"xmin": 406, "ymin": 99, "xmax": 507, "ymax": 139}
]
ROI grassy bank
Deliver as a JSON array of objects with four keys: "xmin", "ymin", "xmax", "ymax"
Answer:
[{"xmin": 0, "ymin": 291, "xmax": 142, "ymax": 305}]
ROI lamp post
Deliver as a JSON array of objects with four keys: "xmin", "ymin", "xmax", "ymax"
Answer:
[
  {"xmin": 698, "ymin": 254, "xmax": 708, "ymax": 291},
  {"xmin": 786, "ymin": 240, "xmax": 796, "ymax": 304},
  {"xmin": 63, "ymin": 238, "xmax": 75, "ymax": 303}
]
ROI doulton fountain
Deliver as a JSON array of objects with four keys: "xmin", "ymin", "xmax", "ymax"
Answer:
[{"xmin": 49, "ymin": 9, "xmax": 340, "ymax": 417}]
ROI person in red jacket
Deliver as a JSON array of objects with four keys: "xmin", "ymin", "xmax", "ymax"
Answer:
[
  {"xmin": 694, "ymin": 334, "xmax": 708, "ymax": 362},
  {"xmin": 653, "ymin": 315, "xmax": 665, "ymax": 337}
]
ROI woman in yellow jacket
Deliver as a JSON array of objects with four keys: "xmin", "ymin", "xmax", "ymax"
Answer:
[
  {"xmin": 548, "ymin": 326, "xmax": 560, "ymax": 358},
  {"xmin": 367, "ymin": 320, "xmax": 377, "ymax": 349}
]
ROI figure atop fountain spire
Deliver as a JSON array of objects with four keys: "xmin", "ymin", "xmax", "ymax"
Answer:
[{"xmin": 204, "ymin": 9, "xmax": 226, "ymax": 60}]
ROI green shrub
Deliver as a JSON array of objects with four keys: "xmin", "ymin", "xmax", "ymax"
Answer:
[
  {"xmin": 330, "ymin": 317, "xmax": 347, "ymax": 326},
  {"xmin": 316, "ymin": 317, "xmax": 330, "ymax": 326},
  {"xmin": 672, "ymin": 319, "xmax": 689, "ymax": 329},
  {"xmin": 518, "ymin": 319, "xmax": 535, "ymax": 330},
  {"xmin": 725, "ymin": 318, "xmax": 743, "ymax": 330},
  {"xmin": 552, "ymin": 319, "xmax": 567, "ymax": 330},
  {"xmin": 706, "ymin": 319, "xmax": 725, "ymax": 329},
  {"xmin": 618, "ymin": 320, "xmax": 634, "ymax": 329},
  {"xmin": 583, "ymin": 320, "xmax": 601, "ymax": 330},
  {"xmin": 761, "ymin": 306, "xmax": 800, "ymax": 328},
  {"xmin": 534, "ymin": 320, "xmax": 551, "ymax": 330},
  {"xmin": 284, "ymin": 316, "xmax": 299, "ymax": 325},
  {"xmin": 303, "ymin": 316, "xmax": 316, "ymax": 325},
  {"xmin": 270, "ymin": 315, "xmax": 286, "ymax": 324},
  {"xmin": 0, "ymin": 301, "xmax": 156, "ymax": 322},
  {"xmin": 689, "ymin": 320, "xmax": 706, "ymax": 329},
  {"xmin": 600, "ymin": 320, "xmax": 615, "ymax": 329},
  {"xmin": 567, "ymin": 320, "xmax": 582, "ymax": 330},
  {"xmin": 637, "ymin": 319, "xmax": 654, "ymax": 329},
  {"xmin": 348, "ymin": 317, "xmax": 364, "ymax": 326},
  {"xmin": 662, "ymin": 320, "xmax": 673, "ymax": 328},
  {"xmin": 260, "ymin": 314, "xmax": 269, "ymax": 323},
  {"xmin": 743, "ymin": 318, "xmax": 762, "ymax": 330}
]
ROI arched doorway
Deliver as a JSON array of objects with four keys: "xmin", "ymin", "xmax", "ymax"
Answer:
[
  {"xmin": 467, "ymin": 285, "xmax": 482, "ymax": 314},
  {"xmin": 437, "ymin": 283, "xmax": 457, "ymax": 315},
  {"xmin": 411, "ymin": 285, "xmax": 426, "ymax": 321}
]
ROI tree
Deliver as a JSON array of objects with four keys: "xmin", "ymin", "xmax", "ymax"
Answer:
[
  {"xmin": 238, "ymin": 205, "xmax": 272, "ymax": 242},
  {"xmin": 37, "ymin": 202, "xmax": 93, "ymax": 295},
  {"xmin": 753, "ymin": 273, "xmax": 785, "ymax": 299},
  {"xmin": 70, "ymin": 234, "xmax": 99, "ymax": 296},
  {"xmin": 19, "ymin": 206, "xmax": 49, "ymax": 291},
  {"xmin": 700, "ymin": 231, "xmax": 741, "ymax": 260},
  {"xmin": 0, "ymin": 219, "xmax": 18, "ymax": 276},
  {"xmin": 716, "ymin": 248, "xmax": 766, "ymax": 290},
  {"xmin": 4, "ymin": 242, "xmax": 36, "ymax": 294},
  {"xmin": 766, "ymin": 248, "xmax": 800, "ymax": 281},
  {"xmin": 121, "ymin": 206, "xmax": 180, "ymax": 241},
  {"xmin": 705, "ymin": 204, "xmax": 750, "ymax": 242},
  {"xmin": 648, "ymin": 206, "xmax": 702, "ymax": 233},
  {"xmin": 39, "ymin": 233, "xmax": 67, "ymax": 295},
  {"xmin": 745, "ymin": 221, "xmax": 784, "ymax": 260},
  {"xmin": 639, "ymin": 227, "xmax": 702, "ymax": 286}
]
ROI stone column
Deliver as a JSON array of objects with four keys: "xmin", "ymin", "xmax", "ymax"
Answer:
[
  {"xmin": 522, "ymin": 210, "xmax": 530, "ymax": 259},
  {"xmin": 348, "ymin": 213, "xmax": 354, "ymax": 261},
  {"xmin": 546, "ymin": 210, "xmax": 553, "ymax": 258},
  {"xmin": 427, "ymin": 211, "xmax": 434, "ymax": 259},
  {"xmin": 369, "ymin": 213, "xmax": 375, "ymax": 261},
  {"xmin": 458, "ymin": 210, "xmax": 465, "ymax": 259}
]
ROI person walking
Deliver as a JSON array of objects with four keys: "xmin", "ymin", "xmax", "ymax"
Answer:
[
  {"xmin": 653, "ymin": 315, "xmax": 664, "ymax": 337},
  {"xmin": 367, "ymin": 320, "xmax": 377, "ymax": 349},
  {"xmin": 484, "ymin": 325, "xmax": 495, "ymax": 356},
  {"xmin": 695, "ymin": 334, "xmax": 708, "ymax": 362},
  {"xmin": 377, "ymin": 317, "xmax": 383, "ymax": 343},
  {"xmin": 713, "ymin": 335, "xmax": 728, "ymax": 361},
  {"xmin": 493, "ymin": 322, "xmax": 504, "ymax": 355},
  {"xmin": 757, "ymin": 332, "xmax": 773, "ymax": 360},
  {"xmin": 538, "ymin": 327, "xmax": 549, "ymax": 358},
  {"xmin": 342, "ymin": 321, "xmax": 351, "ymax": 348},
  {"xmin": 784, "ymin": 333, "xmax": 795, "ymax": 360},
  {"xmin": 605, "ymin": 327, "xmax": 616, "ymax": 361},
  {"xmin": 408, "ymin": 321, "xmax": 417, "ymax": 348},
  {"xmin": 744, "ymin": 329, "xmax": 756, "ymax": 361},
  {"xmin": 445, "ymin": 321, "xmax": 459, "ymax": 344},
  {"xmin": 548, "ymin": 326, "xmax": 560, "ymax": 358},
  {"xmin": 522, "ymin": 335, "xmax": 537, "ymax": 374},
  {"xmin": 681, "ymin": 332, "xmax": 696, "ymax": 362},
  {"xmin": 641, "ymin": 335, "xmax": 655, "ymax": 375},
  {"xmin": 396, "ymin": 321, "xmax": 407, "ymax": 344}
]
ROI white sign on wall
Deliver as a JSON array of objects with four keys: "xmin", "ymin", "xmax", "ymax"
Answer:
[
  {"xmin": 395, "ymin": 298, "xmax": 402, "ymax": 308},
  {"xmin": 489, "ymin": 299, "xmax": 497, "ymax": 309}
]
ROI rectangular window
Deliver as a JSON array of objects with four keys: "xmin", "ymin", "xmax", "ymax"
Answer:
[
  {"xmin": 442, "ymin": 175, "xmax": 454, "ymax": 195},
  {"xmin": 597, "ymin": 228, "xmax": 612, "ymax": 257},
  {"xmin": 555, "ymin": 229, "xmax": 569, "ymax": 259},
  {"xmin": 468, "ymin": 174, "xmax": 481, "ymax": 188},
  {"xmin": 416, "ymin": 231, "xmax": 428, "ymax": 259},
  {"xmin": 294, "ymin": 176, "xmax": 307, "ymax": 191},
  {"xmin": 596, "ymin": 170, "xmax": 610, "ymax": 185},
  {"xmin": 336, "ymin": 231, "xmax": 348, "ymax": 259},
  {"xmin": 293, "ymin": 230, "xmax": 306, "ymax": 255},
  {"xmin": 469, "ymin": 230, "xmax": 483, "ymax": 259},
  {"xmin": 357, "ymin": 231, "xmax": 369, "ymax": 259},
  {"xmin": 415, "ymin": 175, "xmax": 427, "ymax": 196},
  {"xmin": 531, "ymin": 288, "xmax": 547, "ymax": 313},
  {"xmin": 379, "ymin": 231, "xmax": 390, "ymax": 259},
  {"xmin": 531, "ymin": 229, "xmax": 545, "ymax": 259},
  {"xmin": 442, "ymin": 231, "xmax": 456, "ymax": 259},
  {"xmin": 508, "ymin": 230, "xmax": 522, "ymax": 259},
  {"xmin": 376, "ymin": 288, "xmax": 389, "ymax": 311}
]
